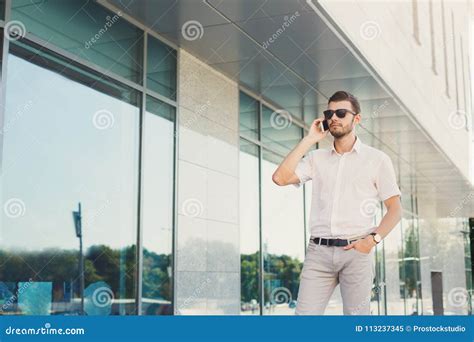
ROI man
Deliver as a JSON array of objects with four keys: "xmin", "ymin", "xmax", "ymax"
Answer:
[{"xmin": 272, "ymin": 90, "xmax": 402, "ymax": 315}]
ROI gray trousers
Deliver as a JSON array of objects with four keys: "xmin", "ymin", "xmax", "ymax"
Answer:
[{"xmin": 295, "ymin": 239, "xmax": 376, "ymax": 315}]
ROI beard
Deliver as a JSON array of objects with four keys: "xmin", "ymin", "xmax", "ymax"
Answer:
[
  {"xmin": 329, "ymin": 117, "xmax": 355, "ymax": 138},
  {"xmin": 329, "ymin": 124, "xmax": 350, "ymax": 138}
]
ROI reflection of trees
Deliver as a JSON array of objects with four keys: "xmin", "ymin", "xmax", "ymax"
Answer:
[
  {"xmin": 142, "ymin": 249, "xmax": 171, "ymax": 301},
  {"xmin": 399, "ymin": 223, "xmax": 421, "ymax": 299},
  {"xmin": 0, "ymin": 245, "xmax": 171, "ymax": 309},
  {"xmin": 241, "ymin": 252, "xmax": 259, "ymax": 304},
  {"xmin": 240, "ymin": 252, "xmax": 303, "ymax": 304}
]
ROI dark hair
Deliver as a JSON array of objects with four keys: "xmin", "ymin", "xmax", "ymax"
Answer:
[{"xmin": 328, "ymin": 91, "xmax": 361, "ymax": 114}]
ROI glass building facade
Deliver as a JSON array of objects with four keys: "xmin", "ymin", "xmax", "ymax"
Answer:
[
  {"xmin": 0, "ymin": 0, "xmax": 472, "ymax": 316},
  {"xmin": 0, "ymin": 0, "xmax": 176, "ymax": 315}
]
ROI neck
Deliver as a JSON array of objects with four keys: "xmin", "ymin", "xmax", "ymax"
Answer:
[{"xmin": 334, "ymin": 133, "xmax": 357, "ymax": 154}]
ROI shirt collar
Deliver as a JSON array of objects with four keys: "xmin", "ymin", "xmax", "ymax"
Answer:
[{"xmin": 331, "ymin": 136, "xmax": 362, "ymax": 155}]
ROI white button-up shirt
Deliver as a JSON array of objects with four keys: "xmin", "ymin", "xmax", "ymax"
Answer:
[{"xmin": 293, "ymin": 136, "xmax": 401, "ymax": 239}]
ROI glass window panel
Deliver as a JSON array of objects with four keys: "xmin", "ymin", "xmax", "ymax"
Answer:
[
  {"xmin": 371, "ymin": 201, "xmax": 386, "ymax": 315},
  {"xmin": 11, "ymin": 0, "xmax": 143, "ymax": 83},
  {"xmin": 0, "ymin": 43, "xmax": 140, "ymax": 315},
  {"xmin": 0, "ymin": 0, "xmax": 5, "ymax": 20},
  {"xmin": 146, "ymin": 35, "xmax": 176, "ymax": 100},
  {"xmin": 239, "ymin": 139, "xmax": 260, "ymax": 315},
  {"xmin": 384, "ymin": 220, "xmax": 405, "ymax": 314},
  {"xmin": 141, "ymin": 96, "xmax": 176, "ymax": 315},
  {"xmin": 261, "ymin": 149, "xmax": 304, "ymax": 315},
  {"xmin": 401, "ymin": 210, "xmax": 422, "ymax": 315},
  {"xmin": 261, "ymin": 105, "xmax": 302, "ymax": 155},
  {"xmin": 239, "ymin": 92, "xmax": 259, "ymax": 140}
]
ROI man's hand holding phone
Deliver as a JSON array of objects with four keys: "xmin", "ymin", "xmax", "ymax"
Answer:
[{"xmin": 305, "ymin": 118, "xmax": 329, "ymax": 144}]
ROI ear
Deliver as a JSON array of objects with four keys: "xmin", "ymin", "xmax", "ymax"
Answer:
[{"xmin": 354, "ymin": 113, "xmax": 361, "ymax": 124}]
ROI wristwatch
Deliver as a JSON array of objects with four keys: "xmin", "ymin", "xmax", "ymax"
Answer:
[{"xmin": 369, "ymin": 233, "xmax": 382, "ymax": 244}]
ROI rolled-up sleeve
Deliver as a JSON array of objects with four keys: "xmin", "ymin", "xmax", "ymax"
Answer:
[
  {"xmin": 292, "ymin": 151, "xmax": 314, "ymax": 188},
  {"xmin": 375, "ymin": 153, "xmax": 401, "ymax": 201}
]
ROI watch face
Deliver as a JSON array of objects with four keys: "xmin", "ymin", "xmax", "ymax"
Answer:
[{"xmin": 374, "ymin": 234, "xmax": 381, "ymax": 243}]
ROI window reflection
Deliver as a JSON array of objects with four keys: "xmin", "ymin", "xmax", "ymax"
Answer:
[
  {"xmin": 0, "ymin": 45, "xmax": 139, "ymax": 315},
  {"xmin": 261, "ymin": 149, "xmax": 304, "ymax": 315},
  {"xmin": 146, "ymin": 36, "xmax": 177, "ymax": 100},
  {"xmin": 401, "ymin": 213, "xmax": 422, "ymax": 315},
  {"xmin": 239, "ymin": 140, "xmax": 260, "ymax": 315},
  {"xmin": 11, "ymin": 0, "xmax": 144, "ymax": 83},
  {"xmin": 140, "ymin": 96, "xmax": 175, "ymax": 315},
  {"xmin": 261, "ymin": 105, "xmax": 301, "ymax": 156},
  {"xmin": 239, "ymin": 93, "xmax": 259, "ymax": 141}
]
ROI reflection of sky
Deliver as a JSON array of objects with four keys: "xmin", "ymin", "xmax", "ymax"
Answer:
[
  {"xmin": 239, "ymin": 150, "xmax": 305, "ymax": 261},
  {"xmin": 239, "ymin": 151, "xmax": 259, "ymax": 255},
  {"xmin": 1, "ymin": 54, "xmax": 172, "ymax": 254},
  {"xmin": 262, "ymin": 157, "xmax": 305, "ymax": 261},
  {"xmin": 141, "ymin": 111, "xmax": 174, "ymax": 255}
]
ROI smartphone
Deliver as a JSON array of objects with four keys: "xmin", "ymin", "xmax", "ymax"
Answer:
[{"xmin": 319, "ymin": 119, "xmax": 329, "ymax": 132}]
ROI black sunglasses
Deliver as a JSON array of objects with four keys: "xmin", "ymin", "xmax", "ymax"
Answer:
[{"xmin": 323, "ymin": 108, "xmax": 357, "ymax": 120}]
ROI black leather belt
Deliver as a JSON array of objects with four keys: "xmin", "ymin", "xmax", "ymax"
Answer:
[{"xmin": 310, "ymin": 237, "xmax": 360, "ymax": 247}]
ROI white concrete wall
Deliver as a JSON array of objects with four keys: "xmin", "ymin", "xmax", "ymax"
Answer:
[
  {"xmin": 318, "ymin": 0, "xmax": 472, "ymax": 182},
  {"xmin": 175, "ymin": 50, "xmax": 240, "ymax": 314}
]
